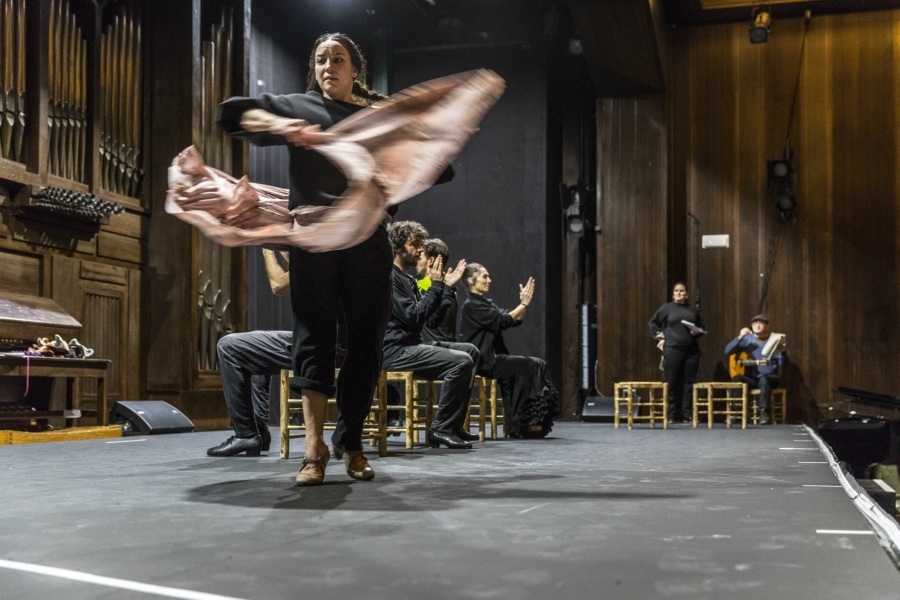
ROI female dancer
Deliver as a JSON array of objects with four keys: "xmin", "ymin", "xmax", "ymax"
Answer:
[
  {"xmin": 218, "ymin": 33, "xmax": 392, "ymax": 485},
  {"xmin": 459, "ymin": 263, "xmax": 558, "ymax": 438}
]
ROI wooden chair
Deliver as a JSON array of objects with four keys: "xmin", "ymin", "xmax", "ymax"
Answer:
[
  {"xmin": 279, "ymin": 369, "xmax": 387, "ymax": 459},
  {"xmin": 380, "ymin": 371, "xmax": 438, "ymax": 448},
  {"xmin": 467, "ymin": 375, "xmax": 501, "ymax": 440},
  {"xmin": 749, "ymin": 388, "xmax": 787, "ymax": 424},
  {"xmin": 613, "ymin": 382, "xmax": 668, "ymax": 429},
  {"xmin": 692, "ymin": 382, "xmax": 748, "ymax": 429}
]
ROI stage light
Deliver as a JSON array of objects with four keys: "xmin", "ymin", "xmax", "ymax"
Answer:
[
  {"xmin": 566, "ymin": 213, "xmax": 585, "ymax": 235},
  {"xmin": 775, "ymin": 188, "xmax": 796, "ymax": 219},
  {"xmin": 768, "ymin": 158, "xmax": 791, "ymax": 183},
  {"xmin": 749, "ymin": 7, "xmax": 772, "ymax": 44}
]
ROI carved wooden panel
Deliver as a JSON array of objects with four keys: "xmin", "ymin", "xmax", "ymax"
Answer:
[{"xmin": 0, "ymin": 250, "xmax": 42, "ymax": 296}]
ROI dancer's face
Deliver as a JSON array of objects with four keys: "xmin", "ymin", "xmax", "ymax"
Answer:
[
  {"xmin": 470, "ymin": 267, "xmax": 491, "ymax": 295},
  {"xmin": 399, "ymin": 236, "xmax": 424, "ymax": 269},
  {"xmin": 314, "ymin": 40, "xmax": 357, "ymax": 103},
  {"xmin": 672, "ymin": 284, "xmax": 688, "ymax": 304}
]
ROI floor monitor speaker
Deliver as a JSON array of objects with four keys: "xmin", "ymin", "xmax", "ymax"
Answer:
[
  {"xmin": 581, "ymin": 395, "xmax": 614, "ymax": 422},
  {"xmin": 109, "ymin": 400, "xmax": 195, "ymax": 435}
]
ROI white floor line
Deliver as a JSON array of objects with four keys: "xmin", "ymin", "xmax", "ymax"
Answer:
[
  {"xmin": 816, "ymin": 529, "xmax": 874, "ymax": 536},
  {"xmin": 0, "ymin": 559, "xmax": 249, "ymax": 600},
  {"xmin": 518, "ymin": 502, "xmax": 552, "ymax": 515},
  {"xmin": 106, "ymin": 438, "xmax": 148, "ymax": 444}
]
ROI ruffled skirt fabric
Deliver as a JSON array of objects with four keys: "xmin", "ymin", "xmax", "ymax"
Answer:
[{"xmin": 491, "ymin": 355, "xmax": 560, "ymax": 439}]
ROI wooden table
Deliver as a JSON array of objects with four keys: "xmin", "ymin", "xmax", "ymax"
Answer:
[{"xmin": 0, "ymin": 355, "xmax": 110, "ymax": 425}]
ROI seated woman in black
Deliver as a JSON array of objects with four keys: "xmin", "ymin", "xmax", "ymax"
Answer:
[{"xmin": 459, "ymin": 263, "xmax": 558, "ymax": 438}]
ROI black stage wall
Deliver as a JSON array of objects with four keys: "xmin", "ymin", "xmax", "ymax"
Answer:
[{"xmin": 391, "ymin": 43, "xmax": 561, "ymax": 384}]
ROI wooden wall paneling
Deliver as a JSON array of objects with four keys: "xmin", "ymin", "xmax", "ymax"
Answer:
[
  {"xmin": 143, "ymin": 0, "xmax": 249, "ymax": 428},
  {"xmin": 827, "ymin": 12, "xmax": 898, "ymax": 398},
  {"xmin": 96, "ymin": 231, "xmax": 141, "ymax": 264},
  {"xmin": 145, "ymin": 0, "xmax": 201, "ymax": 395},
  {"xmin": 0, "ymin": 249, "xmax": 42, "ymax": 296},
  {"xmin": 80, "ymin": 287, "xmax": 124, "ymax": 412},
  {"xmin": 728, "ymin": 21, "xmax": 767, "ymax": 365},
  {"xmin": 596, "ymin": 96, "xmax": 668, "ymax": 392},
  {"xmin": 784, "ymin": 15, "xmax": 832, "ymax": 421},
  {"xmin": 101, "ymin": 208, "xmax": 142, "ymax": 239},
  {"xmin": 50, "ymin": 254, "xmax": 137, "ymax": 423},
  {"xmin": 665, "ymin": 9, "xmax": 900, "ymax": 421},
  {"xmin": 693, "ymin": 25, "xmax": 740, "ymax": 381}
]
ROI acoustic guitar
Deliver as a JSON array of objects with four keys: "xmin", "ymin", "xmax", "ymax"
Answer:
[{"xmin": 728, "ymin": 352, "xmax": 767, "ymax": 378}]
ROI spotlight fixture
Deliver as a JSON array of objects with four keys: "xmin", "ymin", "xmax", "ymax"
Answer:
[
  {"xmin": 566, "ymin": 213, "xmax": 585, "ymax": 235},
  {"xmin": 561, "ymin": 184, "xmax": 584, "ymax": 236},
  {"xmin": 749, "ymin": 6, "xmax": 772, "ymax": 44},
  {"xmin": 775, "ymin": 189, "xmax": 796, "ymax": 213},
  {"xmin": 767, "ymin": 158, "xmax": 791, "ymax": 183}
]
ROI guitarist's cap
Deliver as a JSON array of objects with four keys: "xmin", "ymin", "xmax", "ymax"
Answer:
[{"xmin": 751, "ymin": 314, "xmax": 768, "ymax": 324}]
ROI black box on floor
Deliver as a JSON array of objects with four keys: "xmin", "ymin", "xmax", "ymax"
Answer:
[
  {"xmin": 109, "ymin": 401, "xmax": 195, "ymax": 435},
  {"xmin": 581, "ymin": 395, "xmax": 615, "ymax": 422},
  {"xmin": 818, "ymin": 419, "xmax": 890, "ymax": 477}
]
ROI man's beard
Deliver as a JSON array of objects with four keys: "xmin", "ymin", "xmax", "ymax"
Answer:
[{"xmin": 400, "ymin": 250, "xmax": 419, "ymax": 269}]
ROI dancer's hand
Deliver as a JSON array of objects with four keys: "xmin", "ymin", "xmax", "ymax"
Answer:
[{"xmin": 443, "ymin": 259, "xmax": 467, "ymax": 287}]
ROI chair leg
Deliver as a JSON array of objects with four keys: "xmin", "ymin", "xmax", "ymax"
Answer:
[
  {"xmin": 280, "ymin": 369, "xmax": 291, "ymax": 459},
  {"xmin": 404, "ymin": 376, "xmax": 415, "ymax": 449}
]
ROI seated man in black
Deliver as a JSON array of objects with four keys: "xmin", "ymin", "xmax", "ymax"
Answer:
[
  {"xmin": 723, "ymin": 314, "xmax": 787, "ymax": 425},
  {"xmin": 207, "ymin": 249, "xmax": 293, "ymax": 456},
  {"xmin": 382, "ymin": 221, "xmax": 479, "ymax": 449},
  {"xmin": 417, "ymin": 238, "xmax": 459, "ymax": 344}
]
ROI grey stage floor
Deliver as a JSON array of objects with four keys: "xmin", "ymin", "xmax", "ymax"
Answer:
[{"xmin": 2, "ymin": 422, "xmax": 900, "ymax": 600}]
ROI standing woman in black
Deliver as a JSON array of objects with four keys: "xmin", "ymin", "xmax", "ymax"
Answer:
[
  {"xmin": 218, "ymin": 33, "xmax": 392, "ymax": 485},
  {"xmin": 648, "ymin": 282, "xmax": 705, "ymax": 423}
]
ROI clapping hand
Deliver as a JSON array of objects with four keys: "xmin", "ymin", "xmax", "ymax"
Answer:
[
  {"xmin": 429, "ymin": 257, "xmax": 467, "ymax": 286},
  {"xmin": 519, "ymin": 277, "xmax": 535, "ymax": 306},
  {"xmin": 443, "ymin": 259, "xmax": 467, "ymax": 287}
]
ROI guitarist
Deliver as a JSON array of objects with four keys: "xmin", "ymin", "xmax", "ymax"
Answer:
[{"xmin": 723, "ymin": 315, "xmax": 786, "ymax": 425}]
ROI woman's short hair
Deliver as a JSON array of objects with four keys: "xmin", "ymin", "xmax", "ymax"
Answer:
[{"xmin": 462, "ymin": 263, "xmax": 484, "ymax": 291}]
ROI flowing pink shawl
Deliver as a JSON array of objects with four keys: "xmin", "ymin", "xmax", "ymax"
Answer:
[{"xmin": 166, "ymin": 69, "xmax": 505, "ymax": 252}]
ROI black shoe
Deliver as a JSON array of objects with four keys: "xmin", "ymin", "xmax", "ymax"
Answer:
[
  {"xmin": 207, "ymin": 435, "xmax": 262, "ymax": 457},
  {"xmin": 454, "ymin": 428, "xmax": 479, "ymax": 442},
  {"xmin": 759, "ymin": 411, "xmax": 770, "ymax": 425},
  {"xmin": 258, "ymin": 426, "xmax": 272, "ymax": 452},
  {"xmin": 427, "ymin": 430, "xmax": 472, "ymax": 449}
]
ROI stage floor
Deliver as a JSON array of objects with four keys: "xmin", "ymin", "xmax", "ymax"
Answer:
[{"xmin": 2, "ymin": 421, "xmax": 899, "ymax": 599}]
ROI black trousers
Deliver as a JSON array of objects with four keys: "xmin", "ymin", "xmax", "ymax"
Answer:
[
  {"xmin": 662, "ymin": 345, "xmax": 700, "ymax": 419},
  {"xmin": 732, "ymin": 374, "xmax": 779, "ymax": 411},
  {"xmin": 288, "ymin": 227, "xmax": 393, "ymax": 452}
]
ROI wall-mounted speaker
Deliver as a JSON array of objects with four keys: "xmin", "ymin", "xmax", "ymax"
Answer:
[{"xmin": 109, "ymin": 400, "xmax": 195, "ymax": 435}]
